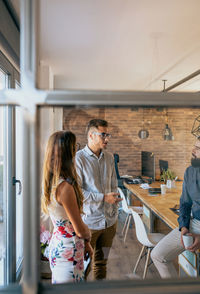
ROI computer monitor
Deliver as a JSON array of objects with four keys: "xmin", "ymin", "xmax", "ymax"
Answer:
[
  {"xmin": 141, "ymin": 151, "xmax": 155, "ymax": 181},
  {"xmin": 159, "ymin": 160, "xmax": 168, "ymax": 175}
]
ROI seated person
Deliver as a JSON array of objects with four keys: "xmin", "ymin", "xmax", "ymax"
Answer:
[{"xmin": 151, "ymin": 138, "xmax": 200, "ymax": 278}]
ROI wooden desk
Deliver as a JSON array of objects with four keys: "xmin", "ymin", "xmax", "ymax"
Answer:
[
  {"xmin": 125, "ymin": 181, "xmax": 200, "ymax": 277},
  {"xmin": 124, "ymin": 181, "xmax": 183, "ymax": 230}
]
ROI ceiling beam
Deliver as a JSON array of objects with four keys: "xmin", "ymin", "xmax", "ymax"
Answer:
[{"xmin": 164, "ymin": 69, "xmax": 200, "ymax": 92}]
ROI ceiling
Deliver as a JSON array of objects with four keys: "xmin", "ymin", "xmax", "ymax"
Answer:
[{"xmin": 30, "ymin": 1, "xmax": 200, "ymax": 91}]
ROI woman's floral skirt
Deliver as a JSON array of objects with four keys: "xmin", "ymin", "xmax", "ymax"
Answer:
[{"xmin": 49, "ymin": 224, "xmax": 85, "ymax": 283}]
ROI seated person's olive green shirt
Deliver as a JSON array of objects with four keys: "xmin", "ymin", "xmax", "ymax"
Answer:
[{"xmin": 75, "ymin": 145, "xmax": 118, "ymax": 230}]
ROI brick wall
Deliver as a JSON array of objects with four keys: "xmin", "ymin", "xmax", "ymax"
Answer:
[{"xmin": 63, "ymin": 106, "xmax": 200, "ymax": 180}]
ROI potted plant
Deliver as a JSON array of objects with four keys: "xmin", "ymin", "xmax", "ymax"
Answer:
[
  {"xmin": 40, "ymin": 225, "xmax": 52, "ymax": 278},
  {"xmin": 161, "ymin": 169, "xmax": 176, "ymax": 188}
]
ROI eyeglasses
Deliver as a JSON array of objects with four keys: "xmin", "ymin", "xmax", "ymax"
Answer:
[{"xmin": 93, "ymin": 132, "xmax": 112, "ymax": 139}]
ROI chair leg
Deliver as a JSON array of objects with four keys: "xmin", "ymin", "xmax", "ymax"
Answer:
[
  {"xmin": 133, "ymin": 245, "xmax": 145, "ymax": 274},
  {"xmin": 124, "ymin": 214, "xmax": 131, "ymax": 243},
  {"xmin": 121, "ymin": 214, "xmax": 129, "ymax": 236},
  {"xmin": 143, "ymin": 247, "xmax": 151, "ymax": 279}
]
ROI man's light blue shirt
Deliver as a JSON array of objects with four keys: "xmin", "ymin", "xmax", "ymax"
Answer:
[{"xmin": 75, "ymin": 145, "xmax": 118, "ymax": 230}]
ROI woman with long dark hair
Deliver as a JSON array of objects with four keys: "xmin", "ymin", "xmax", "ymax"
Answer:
[{"xmin": 41, "ymin": 131, "xmax": 93, "ymax": 283}]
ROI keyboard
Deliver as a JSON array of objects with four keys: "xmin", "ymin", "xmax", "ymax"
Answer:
[
  {"xmin": 124, "ymin": 177, "xmax": 145, "ymax": 184},
  {"xmin": 148, "ymin": 188, "xmax": 161, "ymax": 195},
  {"xmin": 170, "ymin": 207, "xmax": 179, "ymax": 215}
]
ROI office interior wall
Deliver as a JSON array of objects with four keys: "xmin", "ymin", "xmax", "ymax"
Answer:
[
  {"xmin": 63, "ymin": 106, "xmax": 200, "ymax": 180},
  {"xmin": 38, "ymin": 63, "xmax": 54, "ymax": 90},
  {"xmin": 39, "ymin": 107, "xmax": 63, "ymax": 168},
  {"xmin": 39, "ymin": 107, "xmax": 63, "ymax": 230}
]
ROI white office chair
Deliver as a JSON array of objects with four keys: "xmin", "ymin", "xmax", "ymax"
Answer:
[
  {"xmin": 118, "ymin": 187, "xmax": 143, "ymax": 243},
  {"xmin": 131, "ymin": 209, "xmax": 165, "ymax": 279}
]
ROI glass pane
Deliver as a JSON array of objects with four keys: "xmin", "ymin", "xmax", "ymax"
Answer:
[
  {"xmin": 0, "ymin": 107, "xmax": 5, "ymax": 285},
  {"xmin": 15, "ymin": 81, "xmax": 20, "ymax": 89},
  {"xmin": 0, "ymin": 69, "xmax": 8, "ymax": 90},
  {"xmin": 39, "ymin": 105, "xmax": 200, "ymax": 284},
  {"xmin": 0, "ymin": 62, "xmax": 21, "ymax": 284},
  {"xmin": 0, "ymin": 69, "xmax": 8, "ymax": 285}
]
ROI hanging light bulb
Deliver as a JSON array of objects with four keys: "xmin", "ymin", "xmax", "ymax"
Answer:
[
  {"xmin": 163, "ymin": 108, "xmax": 174, "ymax": 140},
  {"xmin": 138, "ymin": 108, "xmax": 149, "ymax": 139},
  {"xmin": 163, "ymin": 124, "xmax": 173, "ymax": 140}
]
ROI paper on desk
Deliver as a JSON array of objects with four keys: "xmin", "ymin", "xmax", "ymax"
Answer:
[{"xmin": 140, "ymin": 183, "xmax": 150, "ymax": 189}]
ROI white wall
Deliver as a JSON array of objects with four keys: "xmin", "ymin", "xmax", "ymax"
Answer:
[
  {"xmin": 39, "ymin": 107, "xmax": 63, "ymax": 230},
  {"xmin": 39, "ymin": 107, "xmax": 63, "ymax": 170}
]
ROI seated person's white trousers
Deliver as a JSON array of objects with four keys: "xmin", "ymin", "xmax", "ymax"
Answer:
[{"xmin": 151, "ymin": 218, "xmax": 200, "ymax": 278}]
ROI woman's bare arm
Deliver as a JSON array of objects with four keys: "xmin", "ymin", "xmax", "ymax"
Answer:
[{"xmin": 57, "ymin": 182, "xmax": 91, "ymax": 240}]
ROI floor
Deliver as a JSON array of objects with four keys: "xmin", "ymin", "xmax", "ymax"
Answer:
[
  {"xmin": 42, "ymin": 211, "xmax": 161, "ymax": 282},
  {"xmin": 87, "ymin": 211, "xmax": 160, "ymax": 281}
]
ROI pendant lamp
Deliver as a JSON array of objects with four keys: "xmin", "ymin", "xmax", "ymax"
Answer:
[
  {"xmin": 191, "ymin": 115, "xmax": 200, "ymax": 138},
  {"xmin": 138, "ymin": 108, "xmax": 149, "ymax": 139},
  {"xmin": 163, "ymin": 108, "xmax": 174, "ymax": 141}
]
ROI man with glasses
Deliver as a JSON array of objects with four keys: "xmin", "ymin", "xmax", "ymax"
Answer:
[
  {"xmin": 151, "ymin": 139, "xmax": 200, "ymax": 278},
  {"xmin": 76, "ymin": 119, "xmax": 122, "ymax": 280}
]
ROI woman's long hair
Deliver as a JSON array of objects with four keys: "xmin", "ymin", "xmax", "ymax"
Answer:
[{"xmin": 41, "ymin": 131, "xmax": 83, "ymax": 214}]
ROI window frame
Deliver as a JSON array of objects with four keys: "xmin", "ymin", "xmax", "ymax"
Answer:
[{"xmin": 0, "ymin": 50, "xmax": 20, "ymax": 285}]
